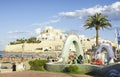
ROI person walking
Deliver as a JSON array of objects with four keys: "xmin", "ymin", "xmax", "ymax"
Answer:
[{"xmin": 12, "ymin": 62, "xmax": 16, "ymax": 71}]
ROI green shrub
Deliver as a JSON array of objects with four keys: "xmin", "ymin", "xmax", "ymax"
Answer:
[
  {"xmin": 29, "ymin": 59, "xmax": 47, "ymax": 71},
  {"xmin": 64, "ymin": 65, "xmax": 79, "ymax": 74}
]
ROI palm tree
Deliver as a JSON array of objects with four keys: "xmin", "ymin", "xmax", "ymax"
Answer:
[{"xmin": 84, "ymin": 13, "xmax": 112, "ymax": 46}]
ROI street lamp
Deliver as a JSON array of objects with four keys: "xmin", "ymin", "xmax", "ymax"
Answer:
[{"xmin": 22, "ymin": 42, "xmax": 26, "ymax": 58}]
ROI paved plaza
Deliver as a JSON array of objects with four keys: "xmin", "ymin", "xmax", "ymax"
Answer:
[{"xmin": 0, "ymin": 71, "xmax": 100, "ymax": 77}]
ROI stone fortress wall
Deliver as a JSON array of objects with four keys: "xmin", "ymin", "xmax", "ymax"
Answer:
[{"xmin": 4, "ymin": 40, "xmax": 63, "ymax": 53}]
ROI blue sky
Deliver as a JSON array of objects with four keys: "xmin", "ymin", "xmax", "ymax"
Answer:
[{"xmin": 0, "ymin": 0, "xmax": 120, "ymax": 50}]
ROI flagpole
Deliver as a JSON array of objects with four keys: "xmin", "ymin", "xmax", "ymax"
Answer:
[
  {"xmin": 117, "ymin": 29, "xmax": 119, "ymax": 50},
  {"xmin": 115, "ymin": 28, "xmax": 119, "ymax": 58}
]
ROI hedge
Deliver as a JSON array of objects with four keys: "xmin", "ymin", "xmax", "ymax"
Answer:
[{"xmin": 29, "ymin": 59, "xmax": 47, "ymax": 71}]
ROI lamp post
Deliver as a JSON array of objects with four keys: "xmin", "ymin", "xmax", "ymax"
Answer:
[
  {"xmin": 22, "ymin": 42, "xmax": 26, "ymax": 58},
  {"xmin": 22, "ymin": 43, "xmax": 24, "ymax": 58}
]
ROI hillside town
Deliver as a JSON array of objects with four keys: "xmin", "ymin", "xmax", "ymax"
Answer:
[{"xmin": 4, "ymin": 26, "xmax": 117, "ymax": 53}]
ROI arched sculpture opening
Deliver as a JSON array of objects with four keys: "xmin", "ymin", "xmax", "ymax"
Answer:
[
  {"xmin": 95, "ymin": 43, "xmax": 116, "ymax": 64},
  {"xmin": 61, "ymin": 35, "xmax": 84, "ymax": 63}
]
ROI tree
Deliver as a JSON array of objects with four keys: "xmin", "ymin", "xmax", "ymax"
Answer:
[
  {"xmin": 84, "ymin": 13, "xmax": 112, "ymax": 46},
  {"xmin": 27, "ymin": 37, "xmax": 37, "ymax": 43},
  {"xmin": 9, "ymin": 37, "xmax": 41, "ymax": 45}
]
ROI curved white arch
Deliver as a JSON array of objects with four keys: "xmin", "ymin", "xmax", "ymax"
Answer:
[{"xmin": 61, "ymin": 35, "xmax": 83, "ymax": 63}]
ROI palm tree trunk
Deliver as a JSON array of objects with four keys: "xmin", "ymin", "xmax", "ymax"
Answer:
[{"xmin": 96, "ymin": 29, "xmax": 99, "ymax": 46}]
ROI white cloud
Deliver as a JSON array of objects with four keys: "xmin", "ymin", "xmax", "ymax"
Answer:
[
  {"xmin": 8, "ymin": 36, "xmax": 21, "ymax": 39},
  {"xmin": 59, "ymin": 2, "xmax": 120, "ymax": 20},
  {"xmin": 32, "ymin": 19, "xmax": 60, "ymax": 26},
  {"xmin": 0, "ymin": 40, "xmax": 4, "ymax": 45},
  {"xmin": 59, "ymin": 5, "xmax": 103, "ymax": 19},
  {"xmin": 35, "ymin": 28, "xmax": 41, "ymax": 34},
  {"xmin": 45, "ymin": 26, "xmax": 53, "ymax": 30},
  {"xmin": 31, "ymin": 23, "xmax": 41, "ymax": 26},
  {"xmin": 8, "ymin": 30, "xmax": 31, "ymax": 34}
]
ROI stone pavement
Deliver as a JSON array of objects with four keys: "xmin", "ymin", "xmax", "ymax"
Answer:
[{"xmin": 0, "ymin": 71, "xmax": 99, "ymax": 77}]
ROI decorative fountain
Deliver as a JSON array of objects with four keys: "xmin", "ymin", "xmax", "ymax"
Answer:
[
  {"xmin": 45, "ymin": 35, "xmax": 100, "ymax": 73},
  {"xmin": 45, "ymin": 34, "xmax": 120, "ymax": 76}
]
